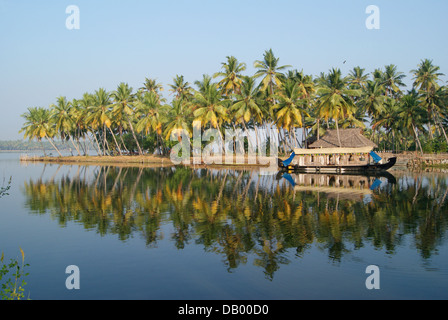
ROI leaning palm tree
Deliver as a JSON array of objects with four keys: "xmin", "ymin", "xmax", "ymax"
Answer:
[
  {"xmin": 316, "ymin": 68, "xmax": 361, "ymax": 147},
  {"xmin": 86, "ymin": 88, "xmax": 115, "ymax": 155},
  {"xmin": 50, "ymin": 96, "xmax": 81, "ymax": 155},
  {"xmin": 253, "ymin": 49, "xmax": 291, "ymax": 96},
  {"xmin": 19, "ymin": 107, "xmax": 63, "ymax": 156},
  {"xmin": 80, "ymin": 92, "xmax": 103, "ymax": 155},
  {"xmin": 111, "ymin": 82, "xmax": 142, "ymax": 155},
  {"xmin": 70, "ymin": 99, "xmax": 89, "ymax": 155},
  {"xmin": 213, "ymin": 56, "xmax": 247, "ymax": 97}
]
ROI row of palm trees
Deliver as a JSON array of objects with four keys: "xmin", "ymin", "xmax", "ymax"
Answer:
[{"xmin": 20, "ymin": 49, "xmax": 448, "ymax": 157}]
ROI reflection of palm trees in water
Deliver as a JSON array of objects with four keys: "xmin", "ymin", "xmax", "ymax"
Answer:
[{"xmin": 21, "ymin": 165, "xmax": 448, "ymax": 277}]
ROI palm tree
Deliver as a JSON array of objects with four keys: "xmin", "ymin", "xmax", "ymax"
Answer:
[
  {"xmin": 80, "ymin": 92, "xmax": 103, "ymax": 155},
  {"xmin": 411, "ymin": 59, "xmax": 445, "ymax": 141},
  {"xmin": 86, "ymin": 88, "xmax": 116, "ymax": 155},
  {"xmin": 169, "ymin": 75, "xmax": 192, "ymax": 100},
  {"xmin": 397, "ymin": 89, "xmax": 427, "ymax": 154},
  {"xmin": 70, "ymin": 98, "xmax": 88, "ymax": 155},
  {"xmin": 360, "ymin": 80, "xmax": 387, "ymax": 142},
  {"xmin": 285, "ymin": 70, "xmax": 315, "ymax": 147},
  {"xmin": 213, "ymin": 56, "xmax": 246, "ymax": 96},
  {"xmin": 192, "ymin": 82, "xmax": 230, "ymax": 152},
  {"xmin": 348, "ymin": 66, "xmax": 369, "ymax": 90},
  {"xmin": 371, "ymin": 98, "xmax": 400, "ymax": 152},
  {"xmin": 316, "ymin": 68, "xmax": 361, "ymax": 147},
  {"xmin": 412, "ymin": 59, "xmax": 444, "ymax": 94},
  {"xmin": 230, "ymin": 76, "xmax": 264, "ymax": 152},
  {"xmin": 50, "ymin": 96, "xmax": 81, "ymax": 155},
  {"xmin": 360, "ymin": 80, "xmax": 387, "ymax": 118},
  {"xmin": 164, "ymin": 98, "xmax": 193, "ymax": 143},
  {"xmin": 139, "ymin": 78, "xmax": 165, "ymax": 103},
  {"xmin": 19, "ymin": 107, "xmax": 63, "ymax": 156},
  {"xmin": 272, "ymin": 79, "xmax": 310, "ymax": 148},
  {"xmin": 135, "ymin": 91, "xmax": 167, "ymax": 154},
  {"xmin": 194, "ymin": 74, "xmax": 214, "ymax": 95},
  {"xmin": 111, "ymin": 82, "xmax": 142, "ymax": 155},
  {"xmin": 381, "ymin": 64, "xmax": 407, "ymax": 98},
  {"xmin": 253, "ymin": 49, "xmax": 291, "ymax": 96}
]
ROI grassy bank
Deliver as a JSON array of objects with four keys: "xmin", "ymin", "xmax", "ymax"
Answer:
[
  {"xmin": 21, "ymin": 154, "xmax": 172, "ymax": 165},
  {"xmin": 19, "ymin": 154, "xmax": 277, "ymax": 168}
]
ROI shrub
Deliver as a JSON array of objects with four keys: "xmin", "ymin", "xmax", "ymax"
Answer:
[{"xmin": 0, "ymin": 249, "xmax": 30, "ymax": 300}]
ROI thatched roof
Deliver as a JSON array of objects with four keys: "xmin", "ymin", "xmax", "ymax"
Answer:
[{"xmin": 308, "ymin": 128, "xmax": 377, "ymax": 149}]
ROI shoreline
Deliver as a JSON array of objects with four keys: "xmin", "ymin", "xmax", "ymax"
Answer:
[
  {"xmin": 17, "ymin": 152, "xmax": 448, "ymax": 169},
  {"xmin": 18, "ymin": 154, "xmax": 278, "ymax": 169}
]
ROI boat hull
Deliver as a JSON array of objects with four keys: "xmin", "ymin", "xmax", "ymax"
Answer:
[{"xmin": 279, "ymin": 157, "xmax": 397, "ymax": 173}]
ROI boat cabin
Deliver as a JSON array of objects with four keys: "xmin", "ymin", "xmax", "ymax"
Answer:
[{"xmin": 280, "ymin": 129, "xmax": 390, "ymax": 172}]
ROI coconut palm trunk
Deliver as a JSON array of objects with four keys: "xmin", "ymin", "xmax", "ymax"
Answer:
[
  {"xmin": 103, "ymin": 124, "xmax": 107, "ymax": 155},
  {"xmin": 128, "ymin": 119, "xmax": 143, "ymax": 155},
  {"xmin": 412, "ymin": 123, "xmax": 423, "ymax": 155},
  {"xmin": 335, "ymin": 118, "xmax": 342, "ymax": 147},
  {"xmin": 45, "ymin": 134, "xmax": 63, "ymax": 157},
  {"xmin": 242, "ymin": 121, "xmax": 254, "ymax": 154},
  {"xmin": 69, "ymin": 135, "xmax": 81, "ymax": 156},
  {"xmin": 91, "ymin": 132, "xmax": 103, "ymax": 156},
  {"xmin": 118, "ymin": 126, "xmax": 130, "ymax": 154},
  {"xmin": 39, "ymin": 139, "xmax": 47, "ymax": 156},
  {"xmin": 108, "ymin": 127, "xmax": 122, "ymax": 155}
]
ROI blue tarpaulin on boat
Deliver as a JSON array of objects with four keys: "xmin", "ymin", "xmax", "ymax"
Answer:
[
  {"xmin": 282, "ymin": 152, "xmax": 296, "ymax": 166},
  {"xmin": 369, "ymin": 151, "xmax": 382, "ymax": 163}
]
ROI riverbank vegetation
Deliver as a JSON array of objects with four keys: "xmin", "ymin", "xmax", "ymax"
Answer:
[
  {"xmin": 0, "ymin": 249, "xmax": 29, "ymax": 300},
  {"xmin": 19, "ymin": 50, "xmax": 448, "ymax": 157}
]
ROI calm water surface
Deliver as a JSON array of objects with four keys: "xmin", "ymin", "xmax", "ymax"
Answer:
[{"xmin": 1, "ymin": 152, "xmax": 448, "ymax": 299}]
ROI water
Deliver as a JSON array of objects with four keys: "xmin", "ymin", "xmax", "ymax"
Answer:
[{"xmin": 1, "ymin": 152, "xmax": 448, "ymax": 300}]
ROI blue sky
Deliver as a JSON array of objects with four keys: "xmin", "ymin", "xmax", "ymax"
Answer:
[{"xmin": 0, "ymin": 0, "xmax": 447, "ymax": 140}]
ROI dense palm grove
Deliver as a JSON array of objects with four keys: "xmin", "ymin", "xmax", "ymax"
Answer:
[{"xmin": 20, "ymin": 49, "xmax": 448, "ymax": 157}]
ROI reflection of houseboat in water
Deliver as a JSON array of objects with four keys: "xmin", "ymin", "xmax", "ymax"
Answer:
[
  {"xmin": 278, "ymin": 129, "xmax": 397, "ymax": 173},
  {"xmin": 279, "ymin": 171, "xmax": 396, "ymax": 201}
]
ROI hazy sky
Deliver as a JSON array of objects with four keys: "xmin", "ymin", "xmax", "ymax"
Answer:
[{"xmin": 0, "ymin": 0, "xmax": 447, "ymax": 140}]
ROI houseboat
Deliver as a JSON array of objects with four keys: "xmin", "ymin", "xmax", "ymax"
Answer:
[{"xmin": 278, "ymin": 128, "xmax": 397, "ymax": 173}]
